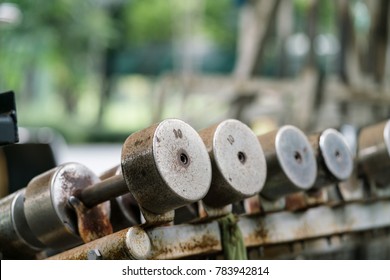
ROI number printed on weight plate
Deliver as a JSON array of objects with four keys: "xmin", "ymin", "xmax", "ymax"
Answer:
[
  {"xmin": 227, "ymin": 135, "xmax": 235, "ymax": 145},
  {"xmin": 173, "ymin": 129, "xmax": 183, "ymax": 139}
]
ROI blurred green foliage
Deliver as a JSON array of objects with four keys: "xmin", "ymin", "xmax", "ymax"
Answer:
[
  {"xmin": 0, "ymin": 0, "xmax": 114, "ymax": 94},
  {"xmin": 122, "ymin": 0, "xmax": 237, "ymax": 47},
  {"xmin": 294, "ymin": 0, "xmax": 336, "ymax": 32},
  {"xmin": 203, "ymin": 0, "xmax": 238, "ymax": 48},
  {"xmin": 0, "ymin": 0, "xmax": 345, "ymax": 142},
  {"xmin": 123, "ymin": 0, "xmax": 174, "ymax": 46}
]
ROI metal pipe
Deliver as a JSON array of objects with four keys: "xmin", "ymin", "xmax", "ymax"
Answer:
[
  {"xmin": 80, "ymin": 174, "xmax": 128, "ymax": 208},
  {"xmin": 48, "ymin": 199, "xmax": 390, "ymax": 260},
  {"xmin": 99, "ymin": 165, "xmax": 121, "ymax": 180},
  {"xmin": 98, "ymin": 166, "xmax": 141, "ymax": 230},
  {"xmin": 47, "ymin": 226, "xmax": 152, "ymax": 260}
]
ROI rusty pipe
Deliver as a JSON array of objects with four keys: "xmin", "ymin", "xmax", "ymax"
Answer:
[
  {"xmin": 48, "ymin": 199, "xmax": 390, "ymax": 260},
  {"xmin": 97, "ymin": 166, "xmax": 140, "ymax": 230},
  {"xmin": 47, "ymin": 226, "xmax": 152, "ymax": 260},
  {"xmin": 79, "ymin": 174, "xmax": 128, "ymax": 208}
]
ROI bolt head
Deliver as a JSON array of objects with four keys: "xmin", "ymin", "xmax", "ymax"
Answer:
[{"xmin": 87, "ymin": 249, "xmax": 102, "ymax": 260}]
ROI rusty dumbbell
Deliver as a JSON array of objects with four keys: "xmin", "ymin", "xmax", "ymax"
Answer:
[
  {"xmin": 309, "ymin": 128, "xmax": 353, "ymax": 189},
  {"xmin": 112, "ymin": 119, "xmax": 267, "ymax": 224},
  {"xmin": 258, "ymin": 125, "xmax": 317, "ymax": 201},
  {"xmin": 0, "ymin": 119, "xmax": 212, "ymax": 259},
  {"xmin": 80, "ymin": 119, "xmax": 212, "ymax": 215},
  {"xmin": 358, "ymin": 120, "xmax": 390, "ymax": 187},
  {"xmin": 0, "ymin": 163, "xmax": 103, "ymax": 258},
  {"xmin": 199, "ymin": 119, "xmax": 267, "ymax": 209},
  {"xmin": 0, "ymin": 189, "xmax": 45, "ymax": 259},
  {"xmin": 285, "ymin": 128, "xmax": 354, "ymax": 211}
]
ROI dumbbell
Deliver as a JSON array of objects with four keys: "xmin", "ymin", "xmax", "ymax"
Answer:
[
  {"xmin": 0, "ymin": 189, "xmax": 44, "ymax": 259},
  {"xmin": 112, "ymin": 119, "xmax": 267, "ymax": 224},
  {"xmin": 199, "ymin": 119, "xmax": 267, "ymax": 209},
  {"xmin": 0, "ymin": 119, "xmax": 212, "ymax": 258},
  {"xmin": 309, "ymin": 128, "xmax": 353, "ymax": 189},
  {"xmin": 0, "ymin": 163, "xmax": 100, "ymax": 258},
  {"xmin": 358, "ymin": 120, "xmax": 390, "ymax": 187},
  {"xmin": 284, "ymin": 128, "xmax": 354, "ymax": 211},
  {"xmin": 76, "ymin": 118, "xmax": 212, "ymax": 225},
  {"xmin": 258, "ymin": 125, "xmax": 317, "ymax": 201}
]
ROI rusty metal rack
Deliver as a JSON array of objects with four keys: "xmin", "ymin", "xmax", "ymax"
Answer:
[
  {"xmin": 45, "ymin": 199, "xmax": 390, "ymax": 260},
  {"xmin": 1, "ymin": 119, "xmax": 390, "ymax": 260}
]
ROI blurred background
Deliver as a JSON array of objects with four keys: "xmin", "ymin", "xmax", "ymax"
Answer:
[{"xmin": 1, "ymin": 0, "xmax": 389, "ymax": 176}]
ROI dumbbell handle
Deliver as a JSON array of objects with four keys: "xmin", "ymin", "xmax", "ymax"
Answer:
[{"xmin": 79, "ymin": 174, "xmax": 127, "ymax": 208}]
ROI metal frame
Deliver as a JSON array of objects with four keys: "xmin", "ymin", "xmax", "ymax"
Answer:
[{"xmin": 48, "ymin": 198, "xmax": 390, "ymax": 260}]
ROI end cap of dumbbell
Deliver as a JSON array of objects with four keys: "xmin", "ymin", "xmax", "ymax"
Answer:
[
  {"xmin": 122, "ymin": 119, "xmax": 212, "ymax": 214},
  {"xmin": 276, "ymin": 125, "xmax": 317, "ymax": 190},
  {"xmin": 125, "ymin": 226, "xmax": 151, "ymax": 259},
  {"xmin": 201, "ymin": 119, "xmax": 266, "ymax": 207},
  {"xmin": 319, "ymin": 128, "xmax": 353, "ymax": 181},
  {"xmin": 24, "ymin": 163, "xmax": 100, "ymax": 248}
]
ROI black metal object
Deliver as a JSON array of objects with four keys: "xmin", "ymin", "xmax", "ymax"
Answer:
[
  {"xmin": 2, "ymin": 144, "xmax": 56, "ymax": 193},
  {"xmin": 0, "ymin": 91, "xmax": 18, "ymax": 146}
]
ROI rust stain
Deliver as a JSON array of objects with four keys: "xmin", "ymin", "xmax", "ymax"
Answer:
[
  {"xmin": 99, "ymin": 230, "xmax": 130, "ymax": 260},
  {"xmin": 198, "ymin": 124, "xmax": 219, "ymax": 154},
  {"xmin": 292, "ymin": 220, "xmax": 313, "ymax": 240},
  {"xmin": 246, "ymin": 219, "xmax": 269, "ymax": 246},
  {"xmin": 78, "ymin": 206, "xmax": 113, "ymax": 243},
  {"xmin": 69, "ymin": 196, "xmax": 113, "ymax": 243},
  {"xmin": 48, "ymin": 229, "xmax": 130, "ymax": 260},
  {"xmin": 285, "ymin": 193, "xmax": 307, "ymax": 211},
  {"xmin": 244, "ymin": 196, "xmax": 261, "ymax": 214},
  {"xmin": 151, "ymin": 231, "xmax": 219, "ymax": 259},
  {"xmin": 178, "ymin": 233, "xmax": 219, "ymax": 252},
  {"xmin": 134, "ymin": 139, "xmax": 143, "ymax": 146},
  {"xmin": 62, "ymin": 169, "xmax": 94, "ymax": 191},
  {"xmin": 306, "ymin": 189, "xmax": 327, "ymax": 206}
]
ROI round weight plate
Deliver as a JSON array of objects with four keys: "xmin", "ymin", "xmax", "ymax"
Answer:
[
  {"xmin": 319, "ymin": 128, "xmax": 353, "ymax": 181},
  {"xmin": 276, "ymin": 125, "xmax": 317, "ymax": 190}
]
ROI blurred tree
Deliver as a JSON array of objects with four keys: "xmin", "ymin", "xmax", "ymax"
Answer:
[
  {"xmin": 203, "ymin": 0, "xmax": 237, "ymax": 48},
  {"xmin": 0, "ymin": 0, "xmax": 115, "ymax": 114},
  {"xmin": 95, "ymin": 0, "xmax": 239, "ymax": 126}
]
